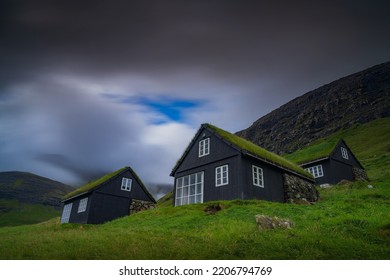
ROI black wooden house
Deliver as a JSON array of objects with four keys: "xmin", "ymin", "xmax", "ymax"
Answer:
[
  {"xmin": 60, "ymin": 166, "xmax": 156, "ymax": 224},
  {"xmin": 286, "ymin": 139, "xmax": 367, "ymax": 186},
  {"xmin": 170, "ymin": 124, "xmax": 317, "ymax": 206}
]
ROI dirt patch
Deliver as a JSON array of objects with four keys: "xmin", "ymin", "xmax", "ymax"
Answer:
[{"xmin": 204, "ymin": 204, "xmax": 224, "ymax": 215}]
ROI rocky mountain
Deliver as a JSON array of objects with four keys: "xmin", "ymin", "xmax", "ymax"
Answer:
[
  {"xmin": 236, "ymin": 61, "xmax": 390, "ymax": 154},
  {"xmin": 0, "ymin": 171, "xmax": 74, "ymax": 208}
]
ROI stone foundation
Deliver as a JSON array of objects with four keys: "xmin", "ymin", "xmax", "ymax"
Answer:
[
  {"xmin": 129, "ymin": 199, "xmax": 155, "ymax": 214},
  {"xmin": 284, "ymin": 173, "xmax": 319, "ymax": 203},
  {"xmin": 352, "ymin": 167, "xmax": 369, "ymax": 181}
]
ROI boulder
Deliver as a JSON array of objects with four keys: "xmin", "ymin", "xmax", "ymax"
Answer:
[{"xmin": 255, "ymin": 215, "xmax": 294, "ymax": 230}]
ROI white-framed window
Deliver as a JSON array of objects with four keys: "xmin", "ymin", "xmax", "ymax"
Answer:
[
  {"xmin": 305, "ymin": 165, "xmax": 324, "ymax": 178},
  {"xmin": 121, "ymin": 177, "xmax": 132, "ymax": 191},
  {"xmin": 341, "ymin": 147, "xmax": 349, "ymax": 160},
  {"xmin": 252, "ymin": 165, "xmax": 264, "ymax": 187},
  {"xmin": 77, "ymin": 197, "xmax": 88, "ymax": 213},
  {"xmin": 199, "ymin": 138, "xmax": 210, "ymax": 157},
  {"xmin": 215, "ymin": 165, "xmax": 229, "ymax": 186},
  {"xmin": 175, "ymin": 172, "xmax": 204, "ymax": 206},
  {"xmin": 60, "ymin": 203, "xmax": 73, "ymax": 223}
]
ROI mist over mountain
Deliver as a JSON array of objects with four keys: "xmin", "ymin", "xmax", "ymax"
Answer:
[{"xmin": 236, "ymin": 61, "xmax": 390, "ymax": 154}]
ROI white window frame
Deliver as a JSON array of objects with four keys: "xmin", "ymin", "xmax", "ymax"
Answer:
[
  {"xmin": 215, "ymin": 165, "xmax": 229, "ymax": 187},
  {"xmin": 77, "ymin": 197, "xmax": 88, "ymax": 213},
  {"xmin": 199, "ymin": 138, "xmax": 210, "ymax": 157},
  {"xmin": 175, "ymin": 172, "xmax": 204, "ymax": 206},
  {"xmin": 305, "ymin": 165, "xmax": 324, "ymax": 178},
  {"xmin": 121, "ymin": 177, "xmax": 132, "ymax": 191},
  {"xmin": 60, "ymin": 203, "xmax": 73, "ymax": 223},
  {"xmin": 341, "ymin": 147, "xmax": 349, "ymax": 160},
  {"xmin": 252, "ymin": 165, "xmax": 264, "ymax": 188}
]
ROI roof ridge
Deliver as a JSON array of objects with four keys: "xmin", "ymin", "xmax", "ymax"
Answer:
[
  {"xmin": 205, "ymin": 124, "xmax": 313, "ymax": 179},
  {"xmin": 63, "ymin": 166, "xmax": 130, "ymax": 200}
]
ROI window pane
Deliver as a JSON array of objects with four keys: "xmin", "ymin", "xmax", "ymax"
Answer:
[
  {"xmin": 183, "ymin": 186, "xmax": 189, "ymax": 196},
  {"xmin": 196, "ymin": 183, "xmax": 202, "ymax": 194},
  {"xmin": 184, "ymin": 176, "xmax": 189, "ymax": 186},
  {"xmin": 175, "ymin": 172, "xmax": 203, "ymax": 206},
  {"xmin": 190, "ymin": 174, "xmax": 196, "ymax": 185},
  {"xmin": 196, "ymin": 173, "xmax": 202, "ymax": 182},
  {"xmin": 176, "ymin": 188, "xmax": 182, "ymax": 198}
]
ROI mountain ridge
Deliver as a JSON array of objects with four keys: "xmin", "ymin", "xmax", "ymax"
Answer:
[
  {"xmin": 236, "ymin": 61, "xmax": 390, "ymax": 154},
  {"xmin": 0, "ymin": 171, "xmax": 74, "ymax": 208}
]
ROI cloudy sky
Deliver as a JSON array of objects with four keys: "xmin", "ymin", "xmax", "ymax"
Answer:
[{"xmin": 1, "ymin": 0, "xmax": 390, "ymax": 196}]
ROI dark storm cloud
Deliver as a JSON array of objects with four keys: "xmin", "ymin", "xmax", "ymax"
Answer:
[
  {"xmin": 1, "ymin": 0, "xmax": 390, "ymax": 189},
  {"xmin": 3, "ymin": 0, "xmax": 389, "ymax": 87}
]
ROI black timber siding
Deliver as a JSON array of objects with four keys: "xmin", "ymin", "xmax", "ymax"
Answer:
[
  {"xmin": 66, "ymin": 194, "xmax": 90, "ymax": 224},
  {"xmin": 202, "ymin": 155, "xmax": 242, "ymax": 201},
  {"xmin": 302, "ymin": 159, "xmax": 354, "ymax": 185},
  {"xmin": 301, "ymin": 160, "xmax": 331, "ymax": 185},
  {"xmin": 87, "ymin": 192, "xmax": 132, "ymax": 224},
  {"xmin": 95, "ymin": 169, "xmax": 153, "ymax": 202},
  {"xmin": 175, "ymin": 126, "xmax": 240, "ymax": 174},
  {"xmin": 331, "ymin": 141, "xmax": 362, "ymax": 168},
  {"xmin": 241, "ymin": 156, "xmax": 285, "ymax": 202},
  {"xmin": 174, "ymin": 155, "xmax": 243, "ymax": 203},
  {"xmin": 64, "ymin": 168, "xmax": 154, "ymax": 224},
  {"xmin": 328, "ymin": 159, "xmax": 355, "ymax": 184},
  {"xmin": 172, "ymin": 125, "xmax": 287, "ymax": 204}
]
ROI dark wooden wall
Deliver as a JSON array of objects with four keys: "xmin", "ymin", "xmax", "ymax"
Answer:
[
  {"xmin": 173, "ymin": 126, "xmax": 288, "ymax": 204},
  {"xmin": 241, "ymin": 156, "xmax": 285, "ymax": 202},
  {"xmin": 66, "ymin": 168, "xmax": 154, "ymax": 224},
  {"xmin": 175, "ymin": 126, "xmax": 239, "ymax": 174}
]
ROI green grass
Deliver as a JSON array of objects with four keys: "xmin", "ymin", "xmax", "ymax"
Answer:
[
  {"xmin": 63, "ymin": 167, "xmax": 128, "ymax": 200},
  {"xmin": 0, "ymin": 199, "xmax": 60, "ymax": 227},
  {"xmin": 284, "ymin": 117, "xmax": 390, "ymax": 181},
  {"xmin": 0, "ymin": 186, "xmax": 389, "ymax": 259},
  {"xmin": 207, "ymin": 124, "xmax": 313, "ymax": 179},
  {"xmin": 0, "ymin": 118, "xmax": 389, "ymax": 259}
]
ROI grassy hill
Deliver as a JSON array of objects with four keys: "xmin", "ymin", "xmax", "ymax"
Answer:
[
  {"xmin": 0, "ymin": 118, "xmax": 389, "ymax": 259},
  {"xmin": 0, "ymin": 199, "xmax": 60, "ymax": 227},
  {"xmin": 0, "ymin": 171, "xmax": 74, "ymax": 208},
  {"xmin": 236, "ymin": 61, "xmax": 390, "ymax": 154},
  {"xmin": 0, "ymin": 171, "xmax": 73, "ymax": 227}
]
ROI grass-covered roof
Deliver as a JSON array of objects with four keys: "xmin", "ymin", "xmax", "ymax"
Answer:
[
  {"xmin": 206, "ymin": 124, "xmax": 313, "ymax": 179},
  {"xmin": 284, "ymin": 138, "xmax": 340, "ymax": 165},
  {"xmin": 63, "ymin": 167, "xmax": 128, "ymax": 200}
]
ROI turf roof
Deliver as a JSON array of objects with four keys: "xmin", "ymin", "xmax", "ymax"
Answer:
[
  {"xmin": 205, "ymin": 124, "xmax": 313, "ymax": 179},
  {"xmin": 63, "ymin": 167, "xmax": 128, "ymax": 200},
  {"xmin": 284, "ymin": 138, "xmax": 340, "ymax": 165}
]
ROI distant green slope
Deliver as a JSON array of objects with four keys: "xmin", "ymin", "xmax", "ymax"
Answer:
[
  {"xmin": 0, "ymin": 171, "xmax": 74, "ymax": 208},
  {"xmin": 285, "ymin": 117, "xmax": 390, "ymax": 181},
  {"xmin": 0, "ymin": 199, "xmax": 60, "ymax": 227},
  {"xmin": 0, "ymin": 118, "xmax": 389, "ymax": 259}
]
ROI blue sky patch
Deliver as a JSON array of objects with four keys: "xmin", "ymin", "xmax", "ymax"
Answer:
[
  {"xmin": 101, "ymin": 93, "xmax": 204, "ymax": 123},
  {"xmin": 136, "ymin": 97, "xmax": 201, "ymax": 123}
]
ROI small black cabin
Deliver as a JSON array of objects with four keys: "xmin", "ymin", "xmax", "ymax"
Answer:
[
  {"xmin": 170, "ymin": 124, "xmax": 317, "ymax": 206},
  {"xmin": 60, "ymin": 166, "xmax": 156, "ymax": 224},
  {"xmin": 287, "ymin": 139, "xmax": 367, "ymax": 186}
]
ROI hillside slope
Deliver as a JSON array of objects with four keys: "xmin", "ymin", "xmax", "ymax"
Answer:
[
  {"xmin": 0, "ymin": 171, "xmax": 74, "ymax": 208},
  {"xmin": 0, "ymin": 117, "xmax": 389, "ymax": 260},
  {"xmin": 236, "ymin": 61, "xmax": 390, "ymax": 154}
]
